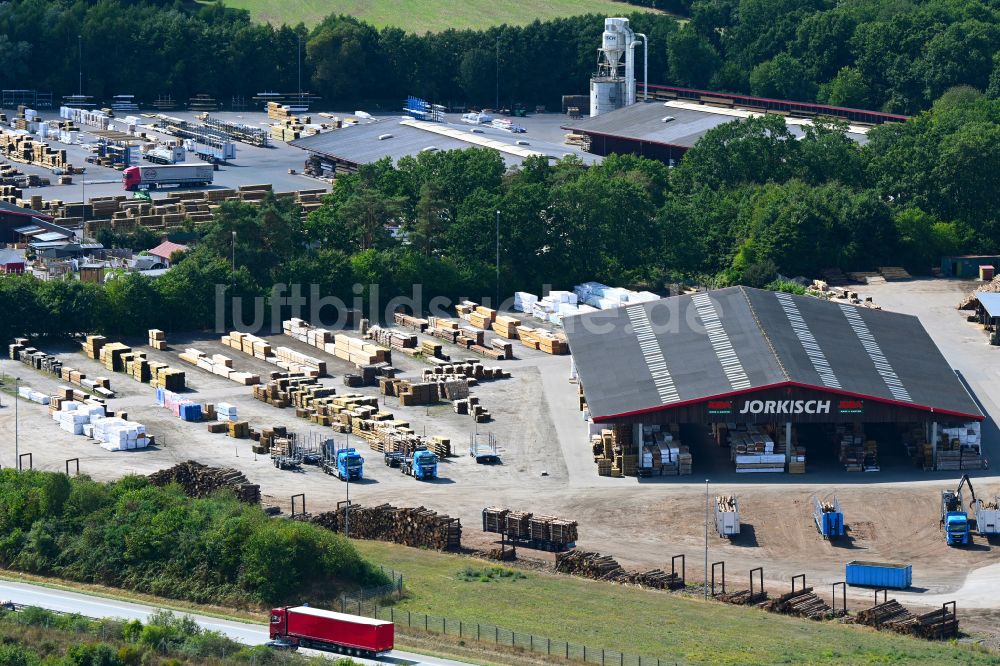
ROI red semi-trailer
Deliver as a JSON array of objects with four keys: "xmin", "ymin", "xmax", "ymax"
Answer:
[
  {"xmin": 122, "ymin": 163, "xmax": 214, "ymax": 191},
  {"xmin": 269, "ymin": 606, "xmax": 394, "ymax": 657}
]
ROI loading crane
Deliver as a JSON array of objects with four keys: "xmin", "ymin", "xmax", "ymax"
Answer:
[{"xmin": 941, "ymin": 474, "xmax": 977, "ymax": 546}]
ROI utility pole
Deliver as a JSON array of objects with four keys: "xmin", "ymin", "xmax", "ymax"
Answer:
[
  {"xmin": 495, "ymin": 36, "xmax": 500, "ymax": 111},
  {"xmin": 495, "ymin": 210, "xmax": 500, "ymax": 307},
  {"xmin": 78, "ymin": 35, "xmax": 82, "ymax": 97},
  {"xmin": 231, "ymin": 230, "xmax": 236, "ymax": 290},
  {"xmin": 704, "ymin": 479, "xmax": 709, "ymax": 599},
  {"xmin": 297, "ymin": 34, "xmax": 302, "ymax": 104},
  {"xmin": 345, "ymin": 461, "xmax": 350, "ymax": 538}
]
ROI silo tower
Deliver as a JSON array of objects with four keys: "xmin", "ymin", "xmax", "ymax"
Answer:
[{"xmin": 589, "ymin": 18, "xmax": 647, "ymax": 117}]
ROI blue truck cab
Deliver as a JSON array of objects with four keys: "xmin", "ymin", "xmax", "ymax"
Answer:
[
  {"xmin": 407, "ymin": 450, "xmax": 438, "ymax": 480},
  {"xmin": 335, "ymin": 448, "xmax": 364, "ymax": 481},
  {"xmin": 944, "ymin": 511, "xmax": 971, "ymax": 546}
]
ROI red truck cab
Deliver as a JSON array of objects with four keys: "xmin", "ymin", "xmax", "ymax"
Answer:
[
  {"xmin": 269, "ymin": 606, "xmax": 394, "ymax": 658},
  {"xmin": 123, "ymin": 167, "xmax": 141, "ymax": 191}
]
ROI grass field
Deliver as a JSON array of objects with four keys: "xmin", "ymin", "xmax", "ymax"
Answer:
[
  {"xmin": 354, "ymin": 541, "xmax": 996, "ymax": 665},
  {"xmin": 209, "ymin": 0, "xmax": 658, "ymax": 31}
]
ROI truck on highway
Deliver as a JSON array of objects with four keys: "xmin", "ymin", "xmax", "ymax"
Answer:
[
  {"xmin": 269, "ymin": 606, "xmax": 393, "ymax": 658},
  {"xmin": 401, "ymin": 449, "xmax": 438, "ymax": 480},
  {"xmin": 123, "ymin": 163, "xmax": 213, "ymax": 190}
]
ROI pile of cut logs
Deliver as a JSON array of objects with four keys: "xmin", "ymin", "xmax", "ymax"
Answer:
[
  {"xmin": 554, "ymin": 550, "xmax": 682, "ymax": 590},
  {"xmin": 762, "ymin": 587, "xmax": 831, "ymax": 620},
  {"xmin": 147, "ymin": 460, "xmax": 260, "ymax": 504},
  {"xmin": 311, "ymin": 503, "xmax": 461, "ymax": 551},
  {"xmin": 857, "ymin": 600, "xmax": 959, "ymax": 639}
]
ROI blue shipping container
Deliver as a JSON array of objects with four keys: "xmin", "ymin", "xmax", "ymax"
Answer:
[
  {"xmin": 845, "ymin": 561, "xmax": 912, "ymax": 589},
  {"xmin": 820, "ymin": 511, "xmax": 845, "ymax": 537}
]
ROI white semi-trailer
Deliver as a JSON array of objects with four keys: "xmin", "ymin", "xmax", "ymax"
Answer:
[{"xmin": 123, "ymin": 163, "xmax": 213, "ymax": 190}]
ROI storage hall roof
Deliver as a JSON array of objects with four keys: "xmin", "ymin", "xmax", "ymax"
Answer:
[
  {"xmin": 562, "ymin": 100, "xmax": 870, "ymax": 149},
  {"xmin": 975, "ymin": 291, "xmax": 1000, "ymax": 318},
  {"xmin": 291, "ymin": 117, "xmax": 602, "ymax": 168},
  {"xmin": 565, "ymin": 286, "xmax": 982, "ymax": 422}
]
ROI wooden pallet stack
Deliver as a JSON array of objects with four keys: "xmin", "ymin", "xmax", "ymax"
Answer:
[
  {"xmin": 148, "ymin": 460, "xmax": 260, "ymax": 503},
  {"xmin": 0, "ymin": 128, "xmax": 70, "ymax": 171},
  {"xmin": 311, "ymin": 503, "xmax": 462, "ymax": 550}
]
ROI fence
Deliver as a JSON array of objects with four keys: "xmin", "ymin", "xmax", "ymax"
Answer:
[
  {"xmin": 351, "ymin": 600, "xmax": 670, "ymax": 666},
  {"xmin": 334, "ymin": 565, "xmax": 404, "ymax": 607}
]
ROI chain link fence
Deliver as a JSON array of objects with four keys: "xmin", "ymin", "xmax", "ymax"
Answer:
[
  {"xmin": 334, "ymin": 565, "xmax": 404, "ymax": 608},
  {"xmin": 352, "ymin": 600, "xmax": 670, "ymax": 666}
]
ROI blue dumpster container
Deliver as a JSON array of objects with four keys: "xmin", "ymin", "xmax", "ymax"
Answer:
[{"xmin": 845, "ymin": 561, "xmax": 912, "ymax": 589}]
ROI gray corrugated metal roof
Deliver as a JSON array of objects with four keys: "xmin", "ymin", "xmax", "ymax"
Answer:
[
  {"xmin": 291, "ymin": 117, "xmax": 601, "ymax": 167},
  {"xmin": 565, "ymin": 286, "xmax": 982, "ymax": 421},
  {"xmin": 975, "ymin": 291, "xmax": 1000, "ymax": 318},
  {"xmin": 563, "ymin": 101, "xmax": 868, "ymax": 148}
]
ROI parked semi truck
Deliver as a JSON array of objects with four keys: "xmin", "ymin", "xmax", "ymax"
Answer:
[
  {"xmin": 401, "ymin": 449, "xmax": 438, "ymax": 480},
  {"xmin": 123, "ymin": 163, "xmax": 213, "ymax": 190},
  {"xmin": 269, "ymin": 606, "xmax": 393, "ymax": 658},
  {"xmin": 333, "ymin": 448, "xmax": 363, "ymax": 481}
]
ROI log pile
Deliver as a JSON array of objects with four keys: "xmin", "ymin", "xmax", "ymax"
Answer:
[
  {"xmin": 148, "ymin": 460, "xmax": 260, "ymax": 504},
  {"xmin": 762, "ymin": 587, "xmax": 831, "ymax": 620},
  {"xmin": 554, "ymin": 550, "xmax": 682, "ymax": 590},
  {"xmin": 894, "ymin": 606, "xmax": 959, "ymax": 639},
  {"xmin": 311, "ymin": 503, "xmax": 461, "ymax": 551},
  {"xmin": 717, "ymin": 588, "xmax": 767, "ymax": 605},
  {"xmin": 857, "ymin": 601, "xmax": 959, "ymax": 639}
]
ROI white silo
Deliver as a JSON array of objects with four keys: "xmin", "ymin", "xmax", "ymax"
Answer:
[{"xmin": 589, "ymin": 18, "xmax": 647, "ymax": 117}]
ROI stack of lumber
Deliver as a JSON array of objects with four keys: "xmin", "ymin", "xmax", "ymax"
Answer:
[
  {"xmin": 420, "ymin": 340, "xmax": 445, "ymax": 359},
  {"xmin": 147, "ymin": 460, "xmax": 260, "ymax": 503},
  {"xmin": 82, "ymin": 335, "xmax": 107, "ymax": 360},
  {"xmin": 222, "ymin": 330, "xmax": 323, "ymax": 377},
  {"xmin": 397, "ymin": 380, "xmax": 439, "ymax": 406},
  {"xmin": 99, "ymin": 342, "xmax": 132, "ymax": 372},
  {"xmin": 227, "ymin": 420, "xmax": 250, "ymax": 438},
  {"xmin": 762, "ymin": 587, "xmax": 831, "ymax": 620},
  {"xmin": 717, "ymin": 495, "xmax": 737, "ymax": 512},
  {"xmin": 454, "ymin": 397, "xmax": 491, "ymax": 422},
  {"xmin": 428, "ymin": 435, "xmax": 451, "ymax": 457},
  {"xmin": 333, "ymin": 332, "xmax": 392, "ymax": 367},
  {"xmin": 482, "ymin": 507, "xmax": 509, "ymax": 532},
  {"xmin": 515, "ymin": 326, "xmax": 569, "ymax": 354},
  {"xmin": 152, "ymin": 366, "xmax": 186, "ymax": 392},
  {"xmin": 591, "ymin": 424, "xmax": 635, "ymax": 477},
  {"xmin": 484, "ymin": 509, "xmax": 578, "ymax": 544},
  {"xmin": 468, "ymin": 305, "xmax": 497, "ymax": 329},
  {"xmin": 366, "ymin": 325, "xmax": 417, "ymax": 350},
  {"xmin": 0, "ymin": 128, "xmax": 70, "ymax": 171},
  {"xmin": 148, "ymin": 329, "xmax": 168, "ymax": 351},
  {"xmin": 554, "ymin": 550, "xmax": 681, "ymax": 589},
  {"xmin": 421, "ymin": 362, "xmax": 509, "ymax": 382},
  {"xmin": 425, "ymin": 316, "xmax": 505, "ymax": 359},
  {"xmin": 491, "ymin": 315, "xmax": 521, "ymax": 339},
  {"xmin": 178, "ymin": 348, "xmax": 260, "ymax": 385},
  {"xmin": 311, "ymin": 503, "xmax": 462, "ymax": 550},
  {"xmin": 393, "ymin": 311, "xmax": 428, "ymax": 331},
  {"xmin": 419, "ymin": 376, "xmax": 469, "ymax": 400},
  {"xmin": 878, "ymin": 266, "xmax": 911, "ymax": 281}
]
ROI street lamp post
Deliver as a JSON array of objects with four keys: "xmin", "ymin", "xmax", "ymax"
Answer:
[
  {"xmin": 495, "ymin": 210, "xmax": 500, "ymax": 307},
  {"xmin": 704, "ymin": 478, "xmax": 709, "ymax": 599},
  {"xmin": 14, "ymin": 377, "xmax": 19, "ymax": 470}
]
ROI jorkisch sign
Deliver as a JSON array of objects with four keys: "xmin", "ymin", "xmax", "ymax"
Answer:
[{"xmin": 738, "ymin": 399, "xmax": 831, "ymax": 415}]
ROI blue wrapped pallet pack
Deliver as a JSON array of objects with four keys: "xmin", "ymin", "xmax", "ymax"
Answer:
[
  {"xmin": 846, "ymin": 561, "xmax": 912, "ymax": 589},
  {"xmin": 179, "ymin": 402, "xmax": 202, "ymax": 422}
]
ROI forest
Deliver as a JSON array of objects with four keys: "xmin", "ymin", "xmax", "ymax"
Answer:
[
  {"xmin": 2, "ymin": 87, "xmax": 997, "ymax": 340},
  {"xmin": 1, "ymin": 0, "xmax": 1000, "ymax": 113},
  {"xmin": 0, "ymin": 469, "xmax": 387, "ymax": 606}
]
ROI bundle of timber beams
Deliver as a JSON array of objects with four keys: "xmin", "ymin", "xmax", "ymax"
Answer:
[
  {"xmin": 147, "ymin": 460, "xmax": 260, "ymax": 503},
  {"xmin": 857, "ymin": 601, "xmax": 959, "ymax": 639},
  {"xmin": 311, "ymin": 503, "xmax": 461, "ymax": 550}
]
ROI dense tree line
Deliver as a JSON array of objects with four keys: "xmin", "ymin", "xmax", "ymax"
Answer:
[
  {"xmin": 0, "ymin": 469, "xmax": 386, "ymax": 606},
  {"xmin": 4, "ymin": 89, "xmax": 997, "ymax": 339},
  {"xmin": 4, "ymin": 0, "xmax": 1000, "ymax": 113}
]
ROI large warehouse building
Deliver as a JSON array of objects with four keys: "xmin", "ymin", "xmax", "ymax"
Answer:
[
  {"xmin": 562, "ymin": 85, "xmax": 908, "ymax": 163},
  {"xmin": 565, "ymin": 287, "xmax": 984, "ymax": 478}
]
